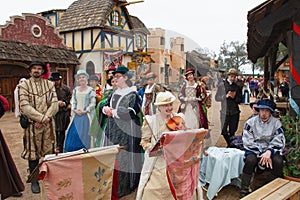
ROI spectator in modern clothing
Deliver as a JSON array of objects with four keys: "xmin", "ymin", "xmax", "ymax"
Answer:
[
  {"xmin": 249, "ymin": 77, "xmax": 256, "ymax": 97},
  {"xmin": 279, "ymin": 77, "xmax": 289, "ymax": 98}
]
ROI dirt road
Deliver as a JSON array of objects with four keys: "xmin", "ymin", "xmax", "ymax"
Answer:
[{"xmin": 0, "ymin": 91, "xmax": 253, "ymax": 200}]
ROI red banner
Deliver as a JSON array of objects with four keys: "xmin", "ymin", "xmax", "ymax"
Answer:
[{"xmin": 159, "ymin": 129, "xmax": 208, "ymax": 200}]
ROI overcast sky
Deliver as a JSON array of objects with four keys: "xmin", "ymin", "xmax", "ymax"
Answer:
[{"xmin": 0, "ymin": 0, "xmax": 266, "ymax": 55}]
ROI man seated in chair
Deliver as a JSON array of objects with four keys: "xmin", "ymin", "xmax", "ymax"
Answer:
[{"xmin": 240, "ymin": 99, "xmax": 285, "ymax": 198}]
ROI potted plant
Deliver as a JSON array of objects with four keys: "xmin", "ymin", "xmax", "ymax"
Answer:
[{"xmin": 281, "ymin": 114, "xmax": 300, "ymax": 181}]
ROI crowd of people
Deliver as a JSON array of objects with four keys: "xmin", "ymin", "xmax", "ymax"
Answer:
[{"xmin": 0, "ymin": 61, "xmax": 288, "ymax": 199}]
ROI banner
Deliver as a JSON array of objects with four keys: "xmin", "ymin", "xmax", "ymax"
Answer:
[
  {"xmin": 161, "ymin": 129, "xmax": 207, "ymax": 200},
  {"xmin": 103, "ymin": 50, "xmax": 123, "ymax": 71},
  {"xmin": 39, "ymin": 146, "xmax": 119, "ymax": 200}
]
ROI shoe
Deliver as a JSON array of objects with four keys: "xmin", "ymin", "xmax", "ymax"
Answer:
[
  {"xmin": 240, "ymin": 189, "xmax": 250, "ymax": 198},
  {"xmin": 31, "ymin": 182, "xmax": 40, "ymax": 194},
  {"xmin": 12, "ymin": 192, "xmax": 23, "ymax": 197}
]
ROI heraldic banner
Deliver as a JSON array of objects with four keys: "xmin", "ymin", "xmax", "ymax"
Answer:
[
  {"xmin": 158, "ymin": 129, "xmax": 208, "ymax": 200},
  {"xmin": 103, "ymin": 50, "xmax": 123, "ymax": 71},
  {"xmin": 39, "ymin": 146, "xmax": 119, "ymax": 200}
]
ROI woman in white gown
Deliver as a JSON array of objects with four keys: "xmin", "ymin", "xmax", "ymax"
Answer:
[{"xmin": 137, "ymin": 91, "xmax": 201, "ymax": 200}]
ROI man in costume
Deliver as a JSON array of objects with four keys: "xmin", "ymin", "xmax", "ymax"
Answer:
[
  {"xmin": 215, "ymin": 68, "xmax": 242, "ymax": 147},
  {"xmin": 240, "ymin": 99, "xmax": 285, "ymax": 197},
  {"xmin": 18, "ymin": 61, "xmax": 58, "ymax": 193},
  {"xmin": 49, "ymin": 71, "xmax": 71, "ymax": 153}
]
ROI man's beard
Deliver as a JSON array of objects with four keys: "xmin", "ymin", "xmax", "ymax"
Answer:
[{"xmin": 32, "ymin": 73, "xmax": 41, "ymax": 78}]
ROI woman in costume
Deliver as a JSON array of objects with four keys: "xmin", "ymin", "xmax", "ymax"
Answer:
[
  {"xmin": 64, "ymin": 70, "xmax": 96, "ymax": 152},
  {"xmin": 102, "ymin": 66, "xmax": 142, "ymax": 199},
  {"xmin": 88, "ymin": 76, "xmax": 117, "ymax": 147},
  {"xmin": 178, "ymin": 68, "xmax": 208, "ymax": 129},
  {"xmin": 137, "ymin": 91, "xmax": 201, "ymax": 199}
]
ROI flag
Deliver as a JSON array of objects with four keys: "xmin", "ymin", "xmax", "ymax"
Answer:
[
  {"xmin": 160, "ymin": 129, "xmax": 208, "ymax": 200},
  {"xmin": 103, "ymin": 50, "xmax": 123, "ymax": 71},
  {"xmin": 39, "ymin": 146, "xmax": 119, "ymax": 200}
]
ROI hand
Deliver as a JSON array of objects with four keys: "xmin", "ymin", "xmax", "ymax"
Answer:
[
  {"xmin": 144, "ymin": 143, "xmax": 152, "ymax": 151},
  {"xmin": 104, "ymin": 106, "xmax": 113, "ymax": 117},
  {"xmin": 58, "ymin": 100, "xmax": 65, "ymax": 107},
  {"xmin": 34, "ymin": 122, "xmax": 43, "ymax": 129},
  {"xmin": 75, "ymin": 109, "xmax": 86, "ymax": 115},
  {"xmin": 258, "ymin": 150, "xmax": 273, "ymax": 169},
  {"xmin": 226, "ymin": 91, "xmax": 236, "ymax": 98},
  {"xmin": 42, "ymin": 116, "xmax": 50, "ymax": 124}
]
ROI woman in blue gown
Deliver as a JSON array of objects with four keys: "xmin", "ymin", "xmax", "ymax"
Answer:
[{"xmin": 64, "ymin": 70, "xmax": 96, "ymax": 152}]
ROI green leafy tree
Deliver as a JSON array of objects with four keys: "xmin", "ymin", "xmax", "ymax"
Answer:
[{"xmin": 218, "ymin": 41, "xmax": 249, "ymax": 71}]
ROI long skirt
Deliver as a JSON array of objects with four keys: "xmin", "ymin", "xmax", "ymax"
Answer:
[{"xmin": 64, "ymin": 114, "xmax": 91, "ymax": 152}]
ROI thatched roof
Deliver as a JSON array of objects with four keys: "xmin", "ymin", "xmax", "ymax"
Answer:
[
  {"xmin": 129, "ymin": 15, "xmax": 150, "ymax": 35},
  {"xmin": 247, "ymin": 0, "xmax": 300, "ymax": 63},
  {"xmin": 58, "ymin": 0, "xmax": 116, "ymax": 32},
  {"xmin": 0, "ymin": 40, "xmax": 79, "ymax": 64},
  {"xmin": 186, "ymin": 50, "xmax": 210, "ymax": 76}
]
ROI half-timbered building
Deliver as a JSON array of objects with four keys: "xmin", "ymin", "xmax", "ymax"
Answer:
[{"xmin": 44, "ymin": 0, "xmax": 150, "ymax": 83}]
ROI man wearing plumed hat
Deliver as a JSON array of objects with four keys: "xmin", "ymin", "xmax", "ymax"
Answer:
[
  {"xmin": 18, "ymin": 61, "xmax": 58, "ymax": 194},
  {"xmin": 49, "ymin": 71, "xmax": 71, "ymax": 153}
]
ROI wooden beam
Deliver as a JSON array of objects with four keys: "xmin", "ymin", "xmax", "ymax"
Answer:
[{"xmin": 120, "ymin": 0, "xmax": 144, "ymax": 6}]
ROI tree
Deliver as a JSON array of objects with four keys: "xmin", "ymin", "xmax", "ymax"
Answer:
[{"xmin": 218, "ymin": 41, "xmax": 249, "ymax": 71}]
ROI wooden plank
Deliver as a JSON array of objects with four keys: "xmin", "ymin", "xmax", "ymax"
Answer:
[
  {"xmin": 276, "ymin": 102, "xmax": 289, "ymax": 109},
  {"xmin": 289, "ymin": 192, "xmax": 300, "ymax": 200},
  {"xmin": 241, "ymin": 178, "xmax": 289, "ymax": 200},
  {"xmin": 263, "ymin": 181, "xmax": 300, "ymax": 200}
]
